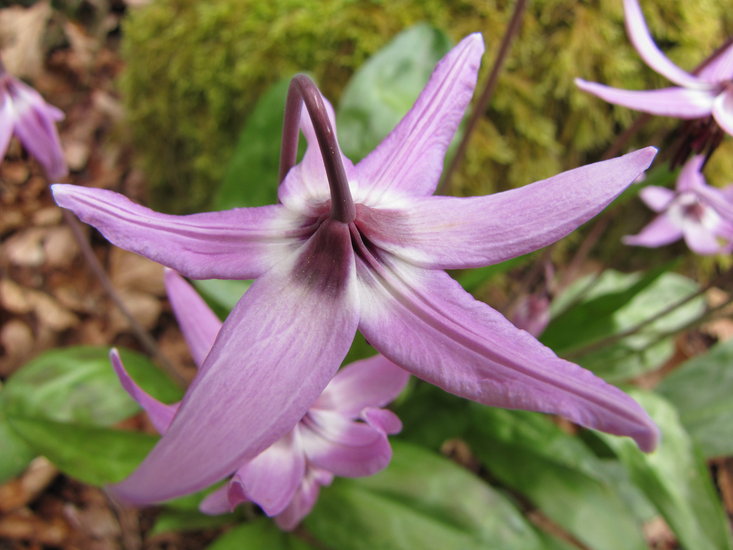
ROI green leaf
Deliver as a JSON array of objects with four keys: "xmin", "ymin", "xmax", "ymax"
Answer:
[
  {"xmin": 0, "ymin": 390, "xmax": 35, "ymax": 483},
  {"xmin": 454, "ymin": 253, "xmax": 534, "ymax": 293},
  {"xmin": 193, "ymin": 278, "xmax": 251, "ymax": 318},
  {"xmin": 2, "ymin": 346, "xmax": 182, "ymax": 427},
  {"xmin": 6, "ymin": 417, "xmax": 156, "ymax": 486},
  {"xmin": 305, "ymin": 441, "xmax": 544, "ymax": 550},
  {"xmin": 596, "ymin": 390, "xmax": 733, "ymax": 550},
  {"xmin": 337, "ymin": 24, "xmax": 452, "ymax": 161},
  {"xmin": 214, "ymin": 77, "xmax": 293, "ymax": 210},
  {"xmin": 656, "ymin": 338, "xmax": 733, "ymax": 458},
  {"xmin": 543, "ymin": 270, "xmax": 705, "ymax": 381},
  {"xmin": 207, "ymin": 518, "xmax": 316, "ymax": 550},
  {"xmin": 466, "ymin": 405, "xmax": 648, "ymax": 550}
]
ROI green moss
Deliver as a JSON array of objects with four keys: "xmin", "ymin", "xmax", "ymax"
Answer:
[{"xmin": 121, "ymin": 0, "xmax": 733, "ymax": 212}]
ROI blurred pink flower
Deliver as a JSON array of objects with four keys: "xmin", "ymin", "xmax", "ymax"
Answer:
[
  {"xmin": 111, "ymin": 270, "xmax": 408, "ymax": 529},
  {"xmin": 576, "ymin": 0, "xmax": 733, "ymax": 137},
  {"xmin": 0, "ymin": 62, "xmax": 66, "ymax": 178},
  {"xmin": 624, "ymin": 155, "xmax": 733, "ymax": 254}
]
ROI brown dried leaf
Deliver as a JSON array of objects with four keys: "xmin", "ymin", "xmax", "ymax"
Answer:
[
  {"xmin": 109, "ymin": 248, "xmax": 164, "ymax": 296},
  {"xmin": 4, "ymin": 227, "xmax": 47, "ymax": 267},
  {"xmin": 0, "ymin": 1, "xmax": 52, "ymax": 79},
  {"xmin": 0, "ymin": 458, "xmax": 58, "ymax": 514}
]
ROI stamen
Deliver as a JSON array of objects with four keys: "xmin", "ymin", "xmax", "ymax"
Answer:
[{"xmin": 280, "ymin": 74, "xmax": 355, "ymax": 223}]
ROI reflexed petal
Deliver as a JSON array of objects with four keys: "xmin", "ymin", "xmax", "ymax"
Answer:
[
  {"xmin": 357, "ymin": 259, "xmax": 659, "ymax": 452},
  {"xmin": 698, "ymin": 41, "xmax": 733, "ymax": 83},
  {"xmin": 683, "ymin": 223, "xmax": 723, "ymax": 255},
  {"xmin": 623, "ymin": 215, "xmax": 683, "ymax": 248},
  {"xmin": 199, "ymin": 485, "xmax": 232, "ymax": 515},
  {"xmin": 300, "ymin": 409, "xmax": 393, "ymax": 477},
  {"xmin": 110, "ymin": 222, "xmax": 360, "ymax": 504},
  {"xmin": 638, "ymin": 186, "xmax": 675, "ymax": 211},
  {"xmin": 359, "ymin": 148, "xmax": 656, "ymax": 269},
  {"xmin": 676, "ymin": 155, "xmax": 706, "ymax": 193},
  {"xmin": 575, "ymin": 80, "xmax": 714, "ymax": 118},
  {"xmin": 0, "ymin": 92, "xmax": 14, "ymax": 161},
  {"xmin": 230, "ymin": 431, "xmax": 306, "ymax": 516},
  {"xmin": 52, "ymin": 184, "xmax": 297, "ymax": 280},
  {"xmin": 712, "ymin": 87, "xmax": 733, "ymax": 136},
  {"xmin": 623, "ymin": 0, "xmax": 706, "ymax": 89},
  {"xmin": 696, "ymin": 182, "xmax": 733, "ymax": 221},
  {"xmin": 361, "ymin": 407, "xmax": 402, "ymax": 435},
  {"xmin": 356, "ymin": 34, "xmax": 484, "ymax": 201},
  {"xmin": 109, "ymin": 349, "xmax": 179, "ymax": 434},
  {"xmin": 313, "ymin": 354, "xmax": 409, "ymax": 416},
  {"xmin": 164, "ymin": 269, "xmax": 221, "ymax": 370},
  {"xmin": 275, "ymin": 468, "xmax": 333, "ymax": 531},
  {"xmin": 12, "ymin": 84, "xmax": 67, "ymax": 178},
  {"xmin": 278, "ymin": 93, "xmax": 355, "ymax": 212}
]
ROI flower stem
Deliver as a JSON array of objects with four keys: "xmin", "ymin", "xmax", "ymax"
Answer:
[
  {"xmin": 62, "ymin": 209, "xmax": 183, "ymax": 384},
  {"xmin": 437, "ymin": 0, "xmax": 528, "ymax": 196},
  {"xmin": 280, "ymin": 74, "xmax": 355, "ymax": 223}
]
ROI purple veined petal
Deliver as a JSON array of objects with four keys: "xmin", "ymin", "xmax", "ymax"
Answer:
[
  {"xmin": 361, "ymin": 407, "xmax": 402, "ymax": 435},
  {"xmin": 109, "ymin": 349, "xmax": 179, "ymax": 434},
  {"xmin": 274, "ymin": 467, "xmax": 333, "ymax": 531},
  {"xmin": 52, "ymin": 184, "xmax": 300, "ymax": 280},
  {"xmin": 698, "ymin": 41, "xmax": 733, "ymax": 83},
  {"xmin": 0, "ymin": 91, "xmax": 15, "ymax": 161},
  {"xmin": 313, "ymin": 354, "xmax": 409, "ymax": 416},
  {"xmin": 228, "ymin": 431, "xmax": 306, "ymax": 516},
  {"xmin": 278, "ymin": 92, "xmax": 356, "ymax": 213},
  {"xmin": 109, "ymin": 221, "xmax": 360, "ymax": 505},
  {"xmin": 622, "ymin": 214, "xmax": 683, "ymax": 248},
  {"xmin": 164, "ymin": 269, "xmax": 221, "ymax": 370},
  {"xmin": 575, "ymin": 80, "xmax": 715, "ymax": 118},
  {"xmin": 712, "ymin": 87, "xmax": 733, "ymax": 137},
  {"xmin": 682, "ymin": 221, "xmax": 724, "ymax": 255},
  {"xmin": 300, "ymin": 408, "xmax": 393, "ymax": 477},
  {"xmin": 358, "ymin": 148, "xmax": 656, "ymax": 270},
  {"xmin": 11, "ymin": 83, "xmax": 67, "ymax": 179},
  {"xmin": 676, "ymin": 155, "xmax": 706, "ymax": 193},
  {"xmin": 198, "ymin": 485, "xmax": 232, "ymax": 515},
  {"xmin": 356, "ymin": 257, "xmax": 660, "ymax": 452},
  {"xmin": 355, "ymin": 33, "xmax": 484, "ymax": 202},
  {"xmin": 638, "ymin": 186, "xmax": 675, "ymax": 211},
  {"xmin": 623, "ymin": 0, "xmax": 707, "ymax": 89}
]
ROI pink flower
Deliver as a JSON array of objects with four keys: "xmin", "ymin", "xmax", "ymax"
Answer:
[
  {"xmin": 54, "ymin": 34, "xmax": 659, "ymax": 505},
  {"xmin": 0, "ymin": 62, "xmax": 67, "ymax": 178},
  {"xmin": 576, "ymin": 0, "xmax": 733, "ymax": 137},
  {"xmin": 111, "ymin": 270, "xmax": 408, "ymax": 529},
  {"xmin": 624, "ymin": 155, "xmax": 733, "ymax": 254}
]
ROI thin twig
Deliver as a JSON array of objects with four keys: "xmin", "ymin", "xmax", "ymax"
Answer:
[
  {"xmin": 437, "ymin": 0, "xmax": 528, "ymax": 195},
  {"xmin": 62, "ymin": 209, "xmax": 183, "ymax": 384}
]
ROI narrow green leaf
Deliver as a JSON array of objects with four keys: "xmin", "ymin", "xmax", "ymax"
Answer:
[
  {"xmin": 337, "ymin": 24, "xmax": 452, "ymax": 161},
  {"xmin": 6, "ymin": 417, "xmax": 156, "ymax": 486},
  {"xmin": 596, "ymin": 390, "xmax": 733, "ymax": 550},
  {"xmin": 151, "ymin": 508, "xmax": 235, "ymax": 536},
  {"xmin": 656, "ymin": 338, "xmax": 733, "ymax": 458},
  {"xmin": 2, "ymin": 346, "xmax": 182, "ymax": 427},
  {"xmin": 543, "ymin": 270, "xmax": 705, "ymax": 381},
  {"xmin": 306, "ymin": 441, "xmax": 544, "ymax": 550},
  {"xmin": 207, "ymin": 518, "xmax": 316, "ymax": 550},
  {"xmin": 466, "ymin": 405, "xmax": 648, "ymax": 550},
  {"xmin": 214, "ymin": 77, "xmax": 293, "ymax": 210}
]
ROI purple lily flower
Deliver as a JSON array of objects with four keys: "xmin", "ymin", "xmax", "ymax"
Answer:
[
  {"xmin": 110, "ymin": 269, "xmax": 408, "ymax": 529},
  {"xmin": 0, "ymin": 61, "xmax": 67, "ymax": 179},
  {"xmin": 576, "ymin": 0, "xmax": 733, "ymax": 136},
  {"xmin": 624, "ymin": 155, "xmax": 733, "ymax": 254},
  {"xmin": 53, "ymin": 33, "xmax": 660, "ymax": 505}
]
